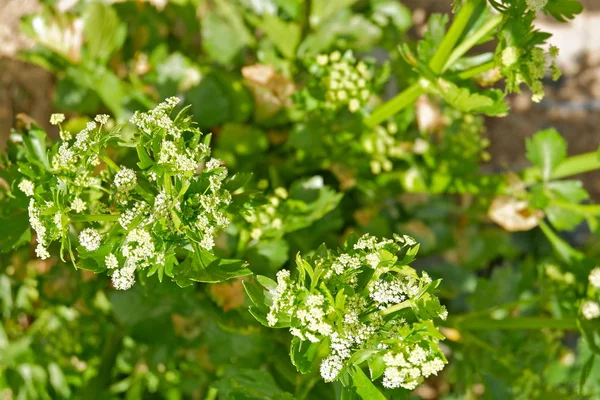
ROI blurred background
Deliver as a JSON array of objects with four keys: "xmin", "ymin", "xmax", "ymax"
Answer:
[{"xmin": 1, "ymin": 0, "xmax": 599, "ymax": 197}]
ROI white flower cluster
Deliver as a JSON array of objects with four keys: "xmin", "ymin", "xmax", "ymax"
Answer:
[
  {"xmin": 582, "ymin": 267, "xmax": 600, "ymax": 320},
  {"xmin": 50, "ymin": 113, "xmax": 65, "ymax": 125},
  {"xmin": 114, "ymin": 167, "xmax": 137, "ymax": 192},
  {"xmin": 314, "ymin": 51, "xmax": 373, "ymax": 112},
  {"xmin": 589, "ymin": 267, "xmax": 600, "ymax": 289},
  {"xmin": 71, "ymin": 197, "xmax": 87, "ymax": 213},
  {"xmin": 18, "ymin": 180, "xmax": 35, "ymax": 197},
  {"xmin": 382, "ymin": 344, "xmax": 445, "ymax": 390},
  {"xmin": 582, "ymin": 301, "xmax": 600, "ymax": 320},
  {"xmin": 106, "ymin": 227, "xmax": 156, "ymax": 290},
  {"xmin": 28, "ymin": 199, "xmax": 50, "ymax": 259},
  {"xmin": 262, "ymin": 234, "xmax": 447, "ymax": 384},
  {"xmin": 130, "ymin": 96, "xmax": 182, "ymax": 139},
  {"xmin": 78, "ymin": 228, "xmax": 101, "ymax": 251}
]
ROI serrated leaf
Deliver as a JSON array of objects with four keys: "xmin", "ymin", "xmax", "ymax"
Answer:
[
  {"xmin": 433, "ymin": 79, "xmax": 508, "ymax": 116},
  {"xmin": 545, "ymin": 0, "xmax": 583, "ymax": 22},
  {"xmin": 526, "ymin": 129, "xmax": 567, "ymax": 181}
]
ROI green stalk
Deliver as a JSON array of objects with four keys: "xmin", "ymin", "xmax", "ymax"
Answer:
[
  {"xmin": 524, "ymin": 151, "xmax": 600, "ymax": 183},
  {"xmin": 539, "ymin": 221, "xmax": 584, "ymax": 265},
  {"xmin": 455, "ymin": 316, "xmax": 578, "ymax": 331},
  {"xmin": 455, "ymin": 60, "xmax": 496, "ymax": 80},
  {"xmin": 70, "ymin": 214, "xmax": 120, "ymax": 222},
  {"xmin": 429, "ymin": 0, "xmax": 482, "ymax": 74},
  {"xmin": 550, "ymin": 200, "xmax": 600, "ymax": 215},
  {"xmin": 365, "ymin": 82, "xmax": 424, "ymax": 127},
  {"xmin": 366, "ymin": 0, "xmax": 483, "ymax": 127},
  {"xmin": 443, "ymin": 14, "xmax": 503, "ymax": 72},
  {"xmin": 101, "ymin": 154, "xmax": 119, "ymax": 171},
  {"xmin": 381, "ymin": 299, "xmax": 412, "ymax": 316}
]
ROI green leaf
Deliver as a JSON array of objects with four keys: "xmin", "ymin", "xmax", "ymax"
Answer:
[
  {"xmin": 214, "ymin": 367, "xmax": 294, "ymax": 399},
  {"xmin": 433, "ymin": 79, "xmax": 508, "ymax": 116},
  {"xmin": 526, "ymin": 129, "xmax": 567, "ymax": 181},
  {"xmin": 310, "ymin": 0, "xmax": 360, "ymax": 26},
  {"xmin": 173, "ymin": 250, "xmax": 251, "ymax": 287},
  {"xmin": 350, "ymin": 366, "xmax": 386, "ymax": 400},
  {"xmin": 545, "ymin": 0, "xmax": 583, "ymax": 22},
  {"xmin": 290, "ymin": 337, "xmax": 320, "ymax": 374},
  {"xmin": 0, "ymin": 209, "xmax": 31, "ymax": 253},
  {"xmin": 202, "ymin": 0, "xmax": 254, "ymax": 65},
  {"xmin": 22, "ymin": 128, "xmax": 50, "ymax": 171},
  {"xmin": 580, "ymin": 354, "xmax": 596, "ymax": 394},
  {"xmin": 368, "ymin": 357, "xmax": 386, "ymax": 380},
  {"xmin": 48, "ymin": 363, "xmax": 71, "ymax": 398},
  {"xmin": 261, "ymin": 14, "xmax": 301, "ymax": 59},
  {"xmin": 187, "ymin": 71, "xmax": 253, "ymax": 129},
  {"xmin": 372, "ymin": 0, "xmax": 411, "ymax": 32},
  {"xmin": 246, "ymin": 240, "xmax": 290, "ymax": 275},
  {"xmin": 83, "ymin": 2, "xmax": 126, "ymax": 63}
]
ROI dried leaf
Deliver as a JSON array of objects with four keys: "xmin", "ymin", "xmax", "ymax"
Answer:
[
  {"xmin": 488, "ymin": 195, "xmax": 544, "ymax": 232},
  {"xmin": 210, "ymin": 278, "xmax": 246, "ymax": 311},
  {"xmin": 242, "ymin": 64, "xmax": 295, "ymax": 120},
  {"xmin": 415, "ymin": 95, "xmax": 444, "ymax": 134}
]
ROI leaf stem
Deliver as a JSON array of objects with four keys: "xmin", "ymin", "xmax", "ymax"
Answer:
[
  {"xmin": 454, "ymin": 60, "xmax": 496, "ymax": 80},
  {"xmin": 454, "ymin": 316, "xmax": 579, "ymax": 330},
  {"xmin": 443, "ymin": 14, "xmax": 503, "ymax": 71},
  {"xmin": 365, "ymin": 82, "xmax": 424, "ymax": 127},
  {"xmin": 429, "ymin": 0, "xmax": 482, "ymax": 74},
  {"xmin": 524, "ymin": 151, "xmax": 600, "ymax": 183},
  {"xmin": 70, "ymin": 214, "xmax": 120, "ymax": 222},
  {"xmin": 380, "ymin": 299, "xmax": 412, "ymax": 316},
  {"xmin": 366, "ymin": 0, "xmax": 483, "ymax": 126},
  {"xmin": 550, "ymin": 200, "xmax": 600, "ymax": 215}
]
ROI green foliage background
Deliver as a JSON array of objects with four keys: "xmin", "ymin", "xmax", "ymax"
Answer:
[{"xmin": 2, "ymin": 0, "xmax": 600, "ymax": 399}]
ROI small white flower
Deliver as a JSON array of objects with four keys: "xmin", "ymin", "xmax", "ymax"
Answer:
[
  {"xmin": 112, "ymin": 264, "xmax": 136, "ymax": 290},
  {"xmin": 114, "ymin": 168, "xmax": 137, "ymax": 192},
  {"xmin": 122, "ymin": 228, "xmax": 155, "ymax": 264},
  {"xmin": 35, "ymin": 243, "xmax": 50, "ymax": 260},
  {"xmin": 18, "ymin": 180, "xmax": 35, "ymax": 197},
  {"xmin": 589, "ymin": 267, "xmax": 600, "ymax": 288},
  {"xmin": 205, "ymin": 158, "xmax": 223, "ymax": 171},
  {"xmin": 79, "ymin": 228, "xmax": 101, "ymax": 251},
  {"xmin": 50, "ymin": 113, "xmax": 65, "ymax": 125},
  {"xmin": 582, "ymin": 301, "xmax": 600, "ymax": 320},
  {"xmin": 71, "ymin": 197, "xmax": 87, "ymax": 213},
  {"xmin": 94, "ymin": 114, "xmax": 110, "ymax": 125},
  {"xmin": 105, "ymin": 254, "xmax": 119, "ymax": 269},
  {"xmin": 320, "ymin": 355, "xmax": 343, "ymax": 382}
]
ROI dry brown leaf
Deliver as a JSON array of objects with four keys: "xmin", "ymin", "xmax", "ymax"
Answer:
[
  {"xmin": 488, "ymin": 195, "xmax": 544, "ymax": 232},
  {"xmin": 210, "ymin": 278, "xmax": 246, "ymax": 312},
  {"xmin": 415, "ymin": 95, "xmax": 444, "ymax": 134},
  {"xmin": 242, "ymin": 64, "xmax": 295, "ymax": 121}
]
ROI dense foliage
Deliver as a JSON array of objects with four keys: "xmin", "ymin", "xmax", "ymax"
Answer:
[{"xmin": 2, "ymin": 0, "xmax": 600, "ymax": 399}]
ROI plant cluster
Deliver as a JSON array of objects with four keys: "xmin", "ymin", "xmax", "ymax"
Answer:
[{"xmin": 2, "ymin": 0, "xmax": 600, "ymax": 399}]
